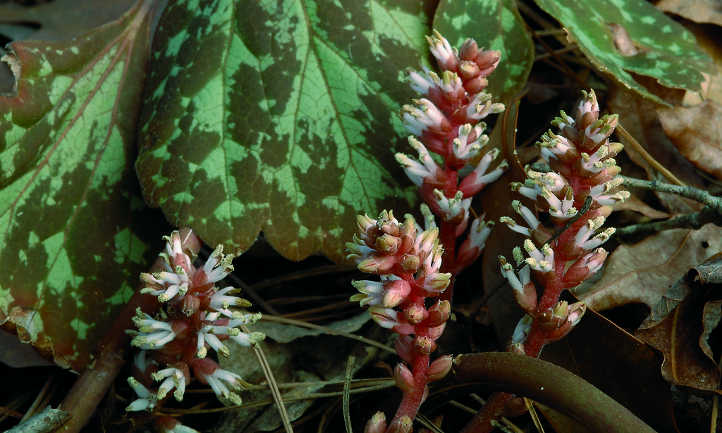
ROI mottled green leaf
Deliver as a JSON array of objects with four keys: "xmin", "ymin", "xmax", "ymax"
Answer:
[
  {"xmin": 433, "ymin": 0, "xmax": 534, "ymax": 104},
  {"xmin": 135, "ymin": 0, "xmax": 434, "ymax": 262},
  {"xmin": 534, "ymin": 0, "xmax": 713, "ymax": 104},
  {"xmin": 0, "ymin": 0, "xmax": 156, "ymax": 370}
]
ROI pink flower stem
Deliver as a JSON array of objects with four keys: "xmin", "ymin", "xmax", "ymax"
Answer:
[
  {"xmin": 390, "ymin": 352, "xmax": 431, "ymax": 424},
  {"xmin": 439, "ymin": 219, "xmax": 458, "ymax": 303}
]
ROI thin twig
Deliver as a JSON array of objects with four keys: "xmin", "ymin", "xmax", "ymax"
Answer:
[
  {"xmin": 342, "ymin": 356, "xmax": 355, "ymax": 433},
  {"xmin": 244, "ymin": 326, "xmax": 293, "ymax": 433},
  {"xmin": 535, "ymin": 45, "xmax": 578, "ymax": 62},
  {"xmin": 416, "ymin": 413, "xmax": 445, "ymax": 433},
  {"xmin": 524, "ymin": 398, "xmax": 545, "ymax": 433},
  {"xmin": 622, "ymin": 177, "xmax": 722, "ymax": 213},
  {"xmin": 6, "ymin": 407, "xmax": 70, "ymax": 433},
  {"xmin": 616, "ymin": 205, "xmax": 719, "ymax": 238},
  {"xmin": 185, "ymin": 377, "xmax": 393, "ymax": 393},
  {"xmin": 160, "ymin": 384, "xmax": 395, "ymax": 415},
  {"xmin": 260, "ymin": 315, "xmax": 394, "ymax": 353},
  {"xmin": 616, "ymin": 124, "xmax": 685, "ymax": 186}
]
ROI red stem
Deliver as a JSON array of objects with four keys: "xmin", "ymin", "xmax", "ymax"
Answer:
[
  {"xmin": 439, "ymin": 220, "xmax": 458, "ymax": 303},
  {"xmin": 390, "ymin": 353, "xmax": 431, "ymax": 425}
]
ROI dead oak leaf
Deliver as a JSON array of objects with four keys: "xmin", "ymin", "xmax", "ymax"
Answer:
[
  {"xmin": 658, "ymin": 100, "xmax": 722, "ymax": 180},
  {"xmin": 656, "ymin": 0, "xmax": 722, "ymax": 27},
  {"xmin": 578, "ymin": 224, "xmax": 722, "ymax": 312}
]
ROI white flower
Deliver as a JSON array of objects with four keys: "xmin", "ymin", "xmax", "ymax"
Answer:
[
  {"xmin": 200, "ymin": 368, "xmax": 245, "ymax": 406},
  {"xmin": 209, "ymin": 286, "xmax": 251, "ymax": 317},
  {"xmin": 432, "ymin": 189, "xmax": 471, "ymax": 222},
  {"xmin": 140, "ymin": 269, "xmax": 190, "ymax": 302},
  {"xmin": 126, "ymin": 377, "xmax": 157, "ymax": 412},
  {"xmin": 351, "ymin": 280, "xmax": 385, "ymax": 307},
  {"xmin": 130, "ymin": 309, "xmax": 177, "ymax": 350},
  {"xmin": 574, "ymin": 216, "xmax": 615, "ymax": 251},
  {"xmin": 152, "ymin": 367, "xmax": 187, "ymax": 401},
  {"xmin": 499, "ymin": 257, "xmax": 531, "ymax": 295},
  {"xmin": 523, "ymin": 239, "xmax": 554, "ymax": 272},
  {"xmin": 402, "ymin": 99, "xmax": 448, "ymax": 136},
  {"xmin": 395, "ymin": 137, "xmax": 442, "ymax": 187},
  {"xmin": 426, "ymin": 30, "xmax": 456, "ymax": 68},
  {"xmin": 202, "ymin": 245, "xmax": 234, "ymax": 284}
]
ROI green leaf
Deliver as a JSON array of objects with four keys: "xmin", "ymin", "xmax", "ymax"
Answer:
[
  {"xmin": 533, "ymin": 0, "xmax": 713, "ymax": 104},
  {"xmin": 135, "ymin": 0, "xmax": 434, "ymax": 262},
  {"xmin": 433, "ymin": 0, "xmax": 534, "ymax": 104},
  {"xmin": 0, "ymin": 0, "xmax": 155, "ymax": 371}
]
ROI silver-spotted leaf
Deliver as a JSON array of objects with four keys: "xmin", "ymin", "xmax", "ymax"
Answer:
[
  {"xmin": 433, "ymin": 0, "xmax": 534, "ymax": 104},
  {"xmin": 136, "ymin": 0, "xmax": 435, "ymax": 262},
  {"xmin": 533, "ymin": 0, "xmax": 713, "ymax": 104},
  {"xmin": 0, "ymin": 0, "xmax": 155, "ymax": 371}
]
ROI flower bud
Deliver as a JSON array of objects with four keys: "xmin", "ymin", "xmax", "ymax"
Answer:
[
  {"xmin": 400, "ymin": 253, "xmax": 420, "ymax": 272},
  {"xmin": 427, "ymin": 300, "xmax": 451, "ymax": 327},
  {"xmin": 427, "ymin": 355, "xmax": 453, "ymax": 381},
  {"xmin": 404, "ymin": 304, "xmax": 428, "ymax": 324},
  {"xmin": 415, "ymin": 335, "xmax": 437, "ymax": 354},
  {"xmin": 377, "ymin": 210, "xmax": 400, "ymax": 236},
  {"xmin": 564, "ymin": 248, "xmax": 607, "ymax": 285},
  {"xmin": 394, "ymin": 363, "xmax": 416, "ymax": 393},
  {"xmin": 459, "ymin": 60, "xmax": 481, "ymax": 79},
  {"xmin": 364, "ymin": 412, "xmax": 387, "ymax": 433},
  {"xmin": 383, "ymin": 279, "xmax": 411, "ymax": 308},
  {"xmin": 388, "ymin": 416, "xmax": 413, "ymax": 433},
  {"xmin": 463, "ymin": 76, "xmax": 487, "ymax": 94},
  {"xmin": 375, "ymin": 233, "xmax": 401, "ymax": 254},
  {"xmin": 459, "ymin": 38, "xmax": 479, "ymax": 61},
  {"xmin": 358, "ymin": 255, "xmax": 396, "ymax": 274}
]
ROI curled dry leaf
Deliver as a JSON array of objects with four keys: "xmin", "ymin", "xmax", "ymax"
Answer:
[
  {"xmin": 699, "ymin": 299, "xmax": 722, "ymax": 362},
  {"xmin": 658, "ymin": 100, "xmax": 722, "ymax": 180},
  {"xmin": 656, "ymin": 0, "xmax": 722, "ymax": 27},
  {"xmin": 636, "ymin": 288, "xmax": 721, "ymax": 391},
  {"xmin": 578, "ymin": 224, "xmax": 722, "ymax": 312}
]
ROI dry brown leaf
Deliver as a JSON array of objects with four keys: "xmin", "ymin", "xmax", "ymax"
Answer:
[
  {"xmin": 578, "ymin": 224, "xmax": 722, "ymax": 311},
  {"xmin": 636, "ymin": 292, "xmax": 721, "ymax": 391},
  {"xmin": 608, "ymin": 82, "xmax": 705, "ymax": 213},
  {"xmin": 656, "ymin": 0, "xmax": 722, "ymax": 27},
  {"xmin": 613, "ymin": 193, "xmax": 670, "ymax": 220},
  {"xmin": 658, "ymin": 100, "xmax": 722, "ymax": 180},
  {"xmin": 699, "ymin": 299, "xmax": 722, "ymax": 361}
]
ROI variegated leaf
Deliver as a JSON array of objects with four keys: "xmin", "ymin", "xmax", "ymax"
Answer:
[
  {"xmin": 534, "ymin": 0, "xmax": 713, "ymax": 105},
  {"xmin": 0, "ymin": 0, "xmax": 156, "ymax": 370},
  {"xmin": 135, "ymin": 0, "xmax": 434, "ymax": 262}
]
